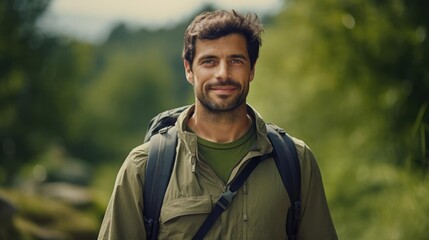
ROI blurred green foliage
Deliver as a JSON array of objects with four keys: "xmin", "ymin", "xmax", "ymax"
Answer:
[
  {"xmin": 0, "ymin": 188, "xmax": 99, "ymax": 240},
  {"xmin": 249, "ymin": 0, "xmax": 429, "ymax": 238},
  {"xmin": 0, "ymin": 0, "xmax": 428, "ymax": 239},
  {"xmin": 0, "ymin": 0, "xmax": 82, "ymax": 183}
]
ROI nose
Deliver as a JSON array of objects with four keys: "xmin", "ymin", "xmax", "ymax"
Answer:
[{"xmin": 216, "ymin": 61, "xmax": 230, "ymax": 80}]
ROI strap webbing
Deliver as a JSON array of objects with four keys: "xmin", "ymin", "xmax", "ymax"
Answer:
[
  {"xmin": 266, "ymin": 125, "xmax": 301, "ymax": 239},
  {"xmin": 143, "ymin": 127, "xmax": 178, "ymax": 240},
  {"xmin": 192, "ymin": 155, "xmax": 267, "ymax": 240}
]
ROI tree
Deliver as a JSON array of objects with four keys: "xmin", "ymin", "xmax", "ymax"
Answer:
[
  {"xmin": 248, "ymin": 0, "xmax": 429, "ymax": 238},
  {"xmin": 251, "ymin": 0, "xmax": 428, "ymax": 170},
  {"xmin": 0, "ymin": 0, "xmax": 83, "ymax": 183}
]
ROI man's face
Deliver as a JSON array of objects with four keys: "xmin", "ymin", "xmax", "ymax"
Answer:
[{"xmin": 184, "ymin": 33, "xmax": 255, "ymax": 112}]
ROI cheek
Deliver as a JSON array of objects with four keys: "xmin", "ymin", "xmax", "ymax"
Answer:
[
  {"xmin": 190, "ymin": 77, "xmax": 203, "ymax": 92},
  {"xmin": 192, "ymin": 71, "xmax": 211, "ymax": 87},
  {"xmin": 195, "ymin": 80, "xmax": 207, "ymax": 93}
]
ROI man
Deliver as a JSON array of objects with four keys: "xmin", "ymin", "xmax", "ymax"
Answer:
[{"xmin": 98, "ymin": 10, "xmax": 337, "ymax": 239}]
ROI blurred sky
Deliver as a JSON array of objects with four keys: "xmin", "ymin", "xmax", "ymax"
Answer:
[{"xmin": 38, "ymin": 0, "xmax": 283, "ymax": 43}]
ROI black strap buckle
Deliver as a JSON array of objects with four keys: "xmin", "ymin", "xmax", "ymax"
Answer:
[
  {"xmin": 293, "ymin": 200, "xmax": 301, "ymax": 221},
  {"xmin": 217, "ymin": 186, "xmax": 237, "ymax": 210}
]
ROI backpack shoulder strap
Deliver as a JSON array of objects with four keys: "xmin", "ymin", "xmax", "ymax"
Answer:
[
  {"xmin": 144, "ymin": 105, "xmax": 189, "ymax": 142},
  {"xmin": 266, "ymin": 124, "xmax": 301, "ymax": 240},
  {"xmin": 143, "ymin": 126, "xmax": 178, "ymax": 240}
]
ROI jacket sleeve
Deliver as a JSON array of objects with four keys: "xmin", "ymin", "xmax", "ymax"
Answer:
[
  {"xmin": 297, "ymin": 143, "xmax": 338, "ymax": 240},
  {"xmin": 98, "ymin": 145, "xmax": 148, "ymax": 240}
]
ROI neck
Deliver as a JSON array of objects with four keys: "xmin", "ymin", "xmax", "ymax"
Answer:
[{"xmin": 187, "ymin": 103, "xmax": 252, "ymax": 143}]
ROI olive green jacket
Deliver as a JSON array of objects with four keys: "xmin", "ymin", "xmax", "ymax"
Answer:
[{"xmin": 98, "ymin": 105, "xmax": 337, "ymax": 239}]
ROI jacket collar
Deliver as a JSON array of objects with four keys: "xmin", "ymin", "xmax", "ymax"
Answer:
[{"xmin": 175, "ymin": 104, "xmax": 273, "ymax": 157}]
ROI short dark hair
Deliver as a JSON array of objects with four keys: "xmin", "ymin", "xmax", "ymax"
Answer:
[{"xmin": 182, "ymin": 10, "xmax": 263, "ymax": 69}]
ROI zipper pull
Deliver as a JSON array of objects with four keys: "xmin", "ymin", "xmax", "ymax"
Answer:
[{"xmin": 191, "ymin": 154, "xmax": 196, "ymax": 173}]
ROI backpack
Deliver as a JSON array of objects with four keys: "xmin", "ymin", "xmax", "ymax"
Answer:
[{"xmin": 142, "ymin": 106, "xmax": 301, "ymax": 240}]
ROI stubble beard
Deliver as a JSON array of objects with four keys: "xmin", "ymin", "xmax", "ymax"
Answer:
[{"xmin": 196, "ymin": 79, "xmax": 249, "ymax": 114}]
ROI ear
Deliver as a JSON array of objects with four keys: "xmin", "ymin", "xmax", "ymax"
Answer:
[
  {"xmin": 249, "ymin": 65, "xmax": 256, "ymax": 82},
  {"xmin": 184, "ymin": 60, "xmax": 194, "ymax": 85}
]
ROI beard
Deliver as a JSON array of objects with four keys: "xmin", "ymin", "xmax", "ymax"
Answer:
[{"xmin": 196, "ymin": 78, "xmax": 249, "ymax": 113}]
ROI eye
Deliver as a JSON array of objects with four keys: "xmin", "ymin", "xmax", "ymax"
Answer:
[
  {"xmin": 230, "ymin": 58, "xmax": 245, "ymax": 65},
  {"xmin": 201, "ymin": 59, "xmax": 216, "ymax": 66}
]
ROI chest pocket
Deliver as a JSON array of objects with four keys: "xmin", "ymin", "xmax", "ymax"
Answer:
[{"xmin": 159, "ymin": 195, "xmax": 212, "ymax": 239}]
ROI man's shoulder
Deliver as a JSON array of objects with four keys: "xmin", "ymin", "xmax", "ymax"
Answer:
[
  {"xmin": 289, "ymin": 135, "xmax": 307, "ymax": 155},
  {"xmin": 122, "ymin": 142, "xmax": 150, "ymax": 170},
  {"xmin": 266, "ymin": 122, "xmax": 312, "ymax": 161},
  {"xmin": 265, "ymin": 123, "xmax": 307, "ymax": 150}
]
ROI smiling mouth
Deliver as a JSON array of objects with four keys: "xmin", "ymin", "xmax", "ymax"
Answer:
[{"xmin": 210, "ymin": 86, "xmax": 237, "ymax": 94}]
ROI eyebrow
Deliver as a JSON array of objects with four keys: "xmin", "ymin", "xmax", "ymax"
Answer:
[
  {"xmin": 197, "ymin": 53, "xmax": 248, "ymax": 62},
  {"xmin": 199, "ymin": 54, "xmax": 247, "ymax": 60},
  {"xmin": 229, "ymin": 54, "xmax": 248, "ymax": 60},
  {"xmin": 198, "ymin": 55, "xmax": 217, "ymax": 61}
]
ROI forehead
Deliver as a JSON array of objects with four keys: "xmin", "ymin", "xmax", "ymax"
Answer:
[{"xmin": 194, "ymin": 33, "xmax": 249, "ymax": 59}]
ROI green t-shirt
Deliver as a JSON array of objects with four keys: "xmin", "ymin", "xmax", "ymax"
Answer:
[{"xmin": 197, "ymin": 125, "xmax": 256, "ymax": 183}]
